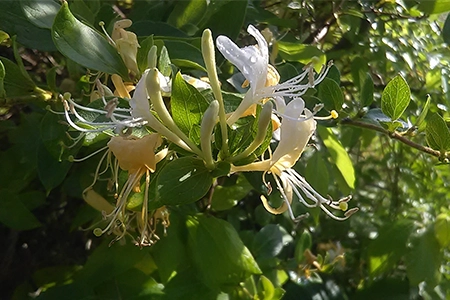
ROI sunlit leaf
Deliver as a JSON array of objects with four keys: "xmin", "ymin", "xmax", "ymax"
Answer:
[
  {"xmin": 418, "ymin": 0, "xmax": 450, "ymax": 14},
  {"xmin": 317, "ymin": 126, "xmax": 355, "ymax": 190},
  {"xmin": 51, "ymin": 2, "xmax": 128, "ymax": 78},
  {"xmin": 426, "ymin": 112, "xmax": 450, "ymax": 151},
  {"xmin": 252, "ymin": 224, "xmax": 283, "ymax": 259},
  {"xmin": 368, "ymin": 220, "xmax": 414, "ymax": 278},
  {"xmin": 171, "ymin": 72, "xmax": 210, "ymax": 144},
  {"xmin": 381, "ymin": 75, "xmax": 411, "ymax": 121},
  {"xmin": 415, "ymin": 95, "xmax": 431, "ymax": 132},
  {"xmin": 434, "ymin": 213, "xmax": 450, "ymax": 247},
  {"xmin": 20, "ymin": 0, "xmax": 60, "ymax": 29}
]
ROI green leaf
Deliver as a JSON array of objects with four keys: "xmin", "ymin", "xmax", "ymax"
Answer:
[
  {"xmin": 258, "ymin": 276, "xmax": 276, "ymax": 300},
  {"xmin": 381, "ymin": 75, "xmax": 411, "ymax": 121},
  {"xmin": 361, "ymin": 73, "xmax": 374, "ymax": 107},
  {"xmin": 156, "ymin": 157, "xmax": 212, "ymax": 206},
  {"xmin": 277, "ymin": 42, "xmax": 326, "ymax": 70},
  {"xmin": 0, "ymin": 57, "xmax": 36, "ymax": 99},
  {"xmin": 0, "ymin": 1, "xmax": 56, "ymax": 51},
  {"xmin": 73, "ymin": 242, "xmax": 147, "ymax": 285},
  {"xmin": 317, "ymin": 126, "xmax": 355, "ymax": 189},
  {"xmin": 160, "ymin": 39, "xmax": 206, "ymax": 71},
  {"xmin": 406, "ymin": 227, "xmax": 443, "ymax": 286},
  {"xmin": 367, "ymin": 220, "xmax": 414, "ymax": 278},
  {"xmin": 426, "ymin": 112, "xmax": 450, "ymax": 152},
  {"xmin": 200, "ymin": 0, "xmax": 247, "ymax": 43},
  {"xmin": 443, "ymin": 14, "xmax": 450, "ymax": 44},
  {"xmin": 304, "ymin": 151, "xmax": 329, "ymax": 196},
  {"xmin": 210, "ymin": 175, "xmax": 252, "ymax": 211},
  {"xmin": 418, "ymin": 0, "xmax": 450, "ymax": 14},
  {"xmin": 318, "ymin": 77, "xmax": 344, "ymax": 111},
  {"xmin": 37, "ymin": 143, "xmax": 73, "ymax": 192},
  {"xmin": 136, "ymin": 35, "xmax": 154, "ymax": 72},
  {"xmin": 187, "ymin": 214, "xmax": 261, "ymax": 288},
  {"xmin": 20, "ymin": 0, "xmax": 60, "ymax": 29},
  {"xmin": 171, "ymin": 72, "xmax": 210, "ymax": 144},
  {"xmin": 415, "ymin": 95, "xmax": 431, "ymax": 132},
  {"xmin": 434, "ymin": 213, "xmax": 450, "ymax": 247},
  {"xmin": 252, "ymin": 224, "xmax": 284, "ymax": 259},
  {"xmin": 167, "ymin": 0, "xmax": 207, "ymax": 30},
  {"xmin": 351, "ymin": 56, "xmax": 368, "ymax": 89},
  {"xmin": 51, "ymin": 2, "xmax": 128, "ymax": 78},
  {"xmin": 0, "ymin": 189, "xmax": 42, "ymax": 230},
  {"xmin": 294, "ymin": 230, "xmax": 312, "ymax": 264},
  {"xmin": 157, "ymin": 45, "xmax": 172, "ymax": 77}
]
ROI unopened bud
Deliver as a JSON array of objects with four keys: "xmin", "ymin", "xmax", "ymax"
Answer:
[{"xmin": 147, "ymin": 45, "xmax": 158, "ymax": 69}]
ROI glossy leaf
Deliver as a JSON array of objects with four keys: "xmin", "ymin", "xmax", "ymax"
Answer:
[
  {"xmin": 426, "ymin": 112, "xmax": 450, "ymax": 151},
  {"xmin": 171, "ymin": 72, "xmax": 210, "ymax": 143},
  {"xmin": 187, "ymin": 214, "xmax": 261, "ymax": 288},
  {"xmin": 252, "ymin": 224, "xmax": 284, "ymax": 259},
  {"xmin": 156, "ymin": 157, "xmax": 212, "ymax": 206},
  {"xmin": 136, "ymin": 35, "xmax": 154, "ymax": 72},
  {"xmin": 443, "ymin": 14, "xmax": 450, "ymax": 44},
  {"xmin": 0, "ymin": 1, "xmax": 56, "ymax": 51},
  {"xmin": 415, "ymin": 95, "xmax": 431, "ymax": 132},
  {"xmin": 317, "ymin": 126, "xmax": 355, "ymax": 190},
  {"xmin": 381, "ymin": 75, "xmax": 411, "ymax": 121},
  {"xmin": 20, "ymin": 0, "xmax": 60, "ymax": 29},
  {"xmin": 0, "ymin": 57, "xmax": 36, "ymax": 98},
  {"xmin": 51, "ymin": 2, "xmax": 128, "ymax": 78}
]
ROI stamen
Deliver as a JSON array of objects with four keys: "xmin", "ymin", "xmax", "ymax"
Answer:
[
  {"xmin": 99, "ymin": 21, "xmax": 116, "ymax": 46},
  {"xmin": 70, "ymin": 145, "xmax": 109, "ymax": 162}
]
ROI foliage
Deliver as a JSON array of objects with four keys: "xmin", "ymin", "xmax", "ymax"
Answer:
[{"xmin": 0, "ymin": 0, "xmax": 449, "ymax": 299}]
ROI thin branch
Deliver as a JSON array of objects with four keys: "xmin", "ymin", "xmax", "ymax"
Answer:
[{"xmin": 340, "ymin": 118, "xmax": 448, "ymax": 160}]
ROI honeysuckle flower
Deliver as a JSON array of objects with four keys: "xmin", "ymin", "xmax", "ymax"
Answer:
[
  {"xmin": 60, "ymin": 92, "xmax": 145, "ymax": 134},
  {"xmin": 231, "ymin": 99, "xmax": 357, "ymax": 221},
  {"xmin": 216, "ymin": 25, "xmax": 332, "ymax": 125},
  {"xmin": 86, "ymin": 133, "xmax": 169, "ymax": 245},
  {"xmin": 110, "ymin": 19, "xmax": 140, "ymax": 76}
]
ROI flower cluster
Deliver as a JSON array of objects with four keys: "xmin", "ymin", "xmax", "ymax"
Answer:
[{"xmin": 60, "ymin": 21, "xmax": 357, "ymax": 245}]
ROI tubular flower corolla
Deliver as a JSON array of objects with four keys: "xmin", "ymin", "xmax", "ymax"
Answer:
[
  {"xmin": 231, "ymin": 99, "xmax": 357, "ymax": 221},
  {"xmin": 216, "ymin": 25, "xmax": 332, "ymax": 125}
]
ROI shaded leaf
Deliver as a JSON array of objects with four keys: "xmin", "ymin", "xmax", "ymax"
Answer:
[
  {"xmin": 0, "ymin": 189, "xmax": 42, "ymax": 230},
  {"xmin": 406, "ymin": 227, "xmax": 442, "ymax": 286},
  {"xmin": 318, "ymin": 77, "xmax": 344, "ymax": 111},
  {"xmin": 426, "ymin": 112, "xmax": 450, "ymax": 151},
  {"xmin": 381, "ymin": 75, "xmax": 411, "ymax": 121},
  {"xmin": 187, "ymin": 214, "xmax": 261, "ymax": 288},
  {"xmin": 156, "ymin": 157, "xmax": 212, "ymax": 206}
]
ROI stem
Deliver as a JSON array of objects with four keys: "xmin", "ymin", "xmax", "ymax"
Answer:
[{"xmin": 340, "ymin": 118, "xmax": 448, "ymax": 160}]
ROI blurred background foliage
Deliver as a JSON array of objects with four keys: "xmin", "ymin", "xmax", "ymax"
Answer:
[{"xmin": 0, "ymin": 0, "xmax": 449, "ymax": 299}]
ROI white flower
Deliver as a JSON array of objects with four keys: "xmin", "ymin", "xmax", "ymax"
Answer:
[
  {"xmin": 231, "ymin": 99, "xmax": 357, "ymax": 221},
  {"xmin": 216, "ymin": 25, "xmax": 332, "ymax": 125}
]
